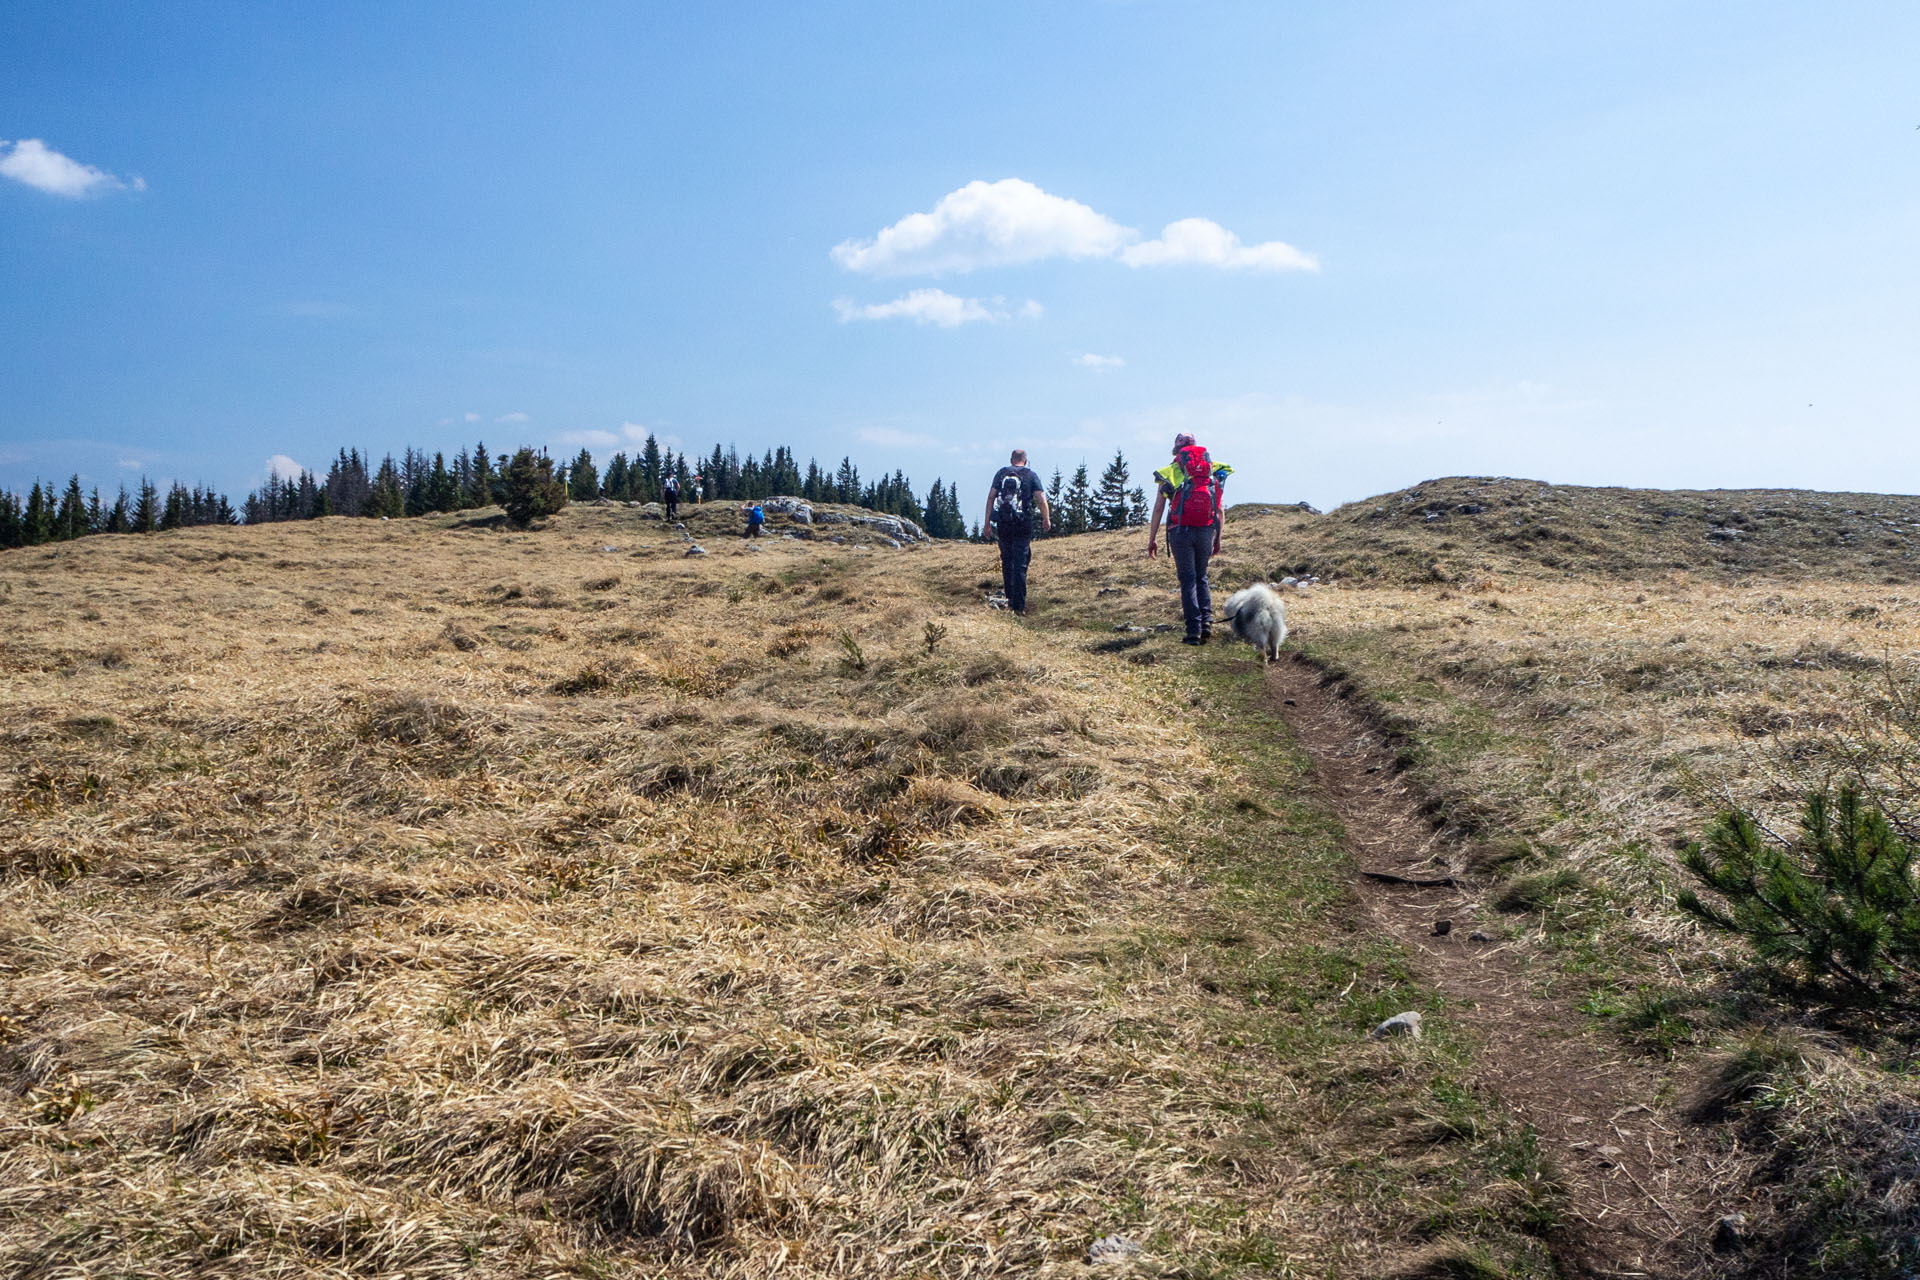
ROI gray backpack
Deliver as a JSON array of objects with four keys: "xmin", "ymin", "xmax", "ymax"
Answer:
[{"xmin": 992, "ymin": 473, "xmax": 1031, "ymax": 534}]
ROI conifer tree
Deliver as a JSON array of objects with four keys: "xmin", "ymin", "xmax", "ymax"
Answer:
[
  {"xmin": 921, "ymin": 477, "xmax": 948, "ymax": 538},
  {"xmin": 504, "ymin": 448, "xmax": 568, "ymax": 526},
  {"xmin": 1062, "ymin": 463, "xmax": 1093, "ymax": 535},
  {"xmin": 57, "ymin": 475, "xmax": 86, "ymax": 540},
  {"xmin": 603, "ymin": 452, "xmax": 630, "ymax": 502},
  {"xmin": 370, "ymin": 456, "xmax": 405, "ymax": 517},
  {"xmin": 1046, "ymin": 470, "xmax": 1064, "ymax": 537},
  {"xmin": 161, "ymin": 482, "xmax": 189, "ymax": 530},
  {"xmin": 132, "ymin": 479, "xmax": 159, "ymax": 533},
  {"xmin": 0, "ymin": 490, "xmax": 20, "ymax": 549},
  {"xmin": 23, "ymin": 483, "xmax": 50, "ymax": 545},
  {"xmin": 428, "ymin": 453, "xmax": 458, "ymax": 512},
  {"xmin": 639, "ymin": 434, "xmax": 663, "ymax": 501},
  {"xmin": 1095, "ymin": 450, "xmax": 1132, "ymax": 531},
  {"xmin": 402, "ymin": 448, "xmax": 430, "ymax": 516},
  {"xmin": 1126, "ymin": 485, "xmax": 1149, "ymax": 527},
  {"xmin": 469, "ymin": 443, "xmax": 494, "ymax": 508},
  {"xmin": 568, "ymin": 449, "xmax": 599, "ymax": 501}
]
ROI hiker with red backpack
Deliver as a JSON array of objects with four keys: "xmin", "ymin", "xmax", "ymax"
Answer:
[{"xmin": 1145, "ymin": 433, "xmax": 1233, "ymax": 644}]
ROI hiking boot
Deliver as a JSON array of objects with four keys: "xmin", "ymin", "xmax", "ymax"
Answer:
[
  {"xmin": 1198, "ymin": 629, "xmax": 1212, "ymax": 643},
  {"xmin": 1181, "ymin": 634, "xmax": 1203, "ymax": 646}
]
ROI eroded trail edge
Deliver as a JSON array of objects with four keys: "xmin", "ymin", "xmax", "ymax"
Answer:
[{"xmin": 1265, "ymin": 653, "xmax": 1727, "ymax": 1280}]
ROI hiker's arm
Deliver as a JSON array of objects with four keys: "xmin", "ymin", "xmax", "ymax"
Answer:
[
  {"xmin": 1034, "ymin": 489, "xmax": 1052, "ymax": 534},
  {"xmin": 1146, "ymin": 490, "xmax": 1167, "ymax": 558},
  {"xmin": 983, "ymin": 491, "xmax": 996, "ymax": 541},
  {"xmin": 1213, "ymin": 484, "xmax": 1225, "ymax": 553}
]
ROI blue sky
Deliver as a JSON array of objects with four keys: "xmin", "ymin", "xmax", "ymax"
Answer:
[{"xmin": 4, "ymin": 1, "xmax": 1918, "ymax": 510}]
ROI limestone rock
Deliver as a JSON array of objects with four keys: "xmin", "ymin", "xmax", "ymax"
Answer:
[
  {"xmin": 1369, "ymin": 1011, "xmax": 1423, "ymax": 1040},
  {"xmin": 762, "ymin": 496, "xmax": 814, "ymax": 523},
  {"xmin": 1085, "ymin": 1235, "xmax": 1143, "ymax": 1266}
]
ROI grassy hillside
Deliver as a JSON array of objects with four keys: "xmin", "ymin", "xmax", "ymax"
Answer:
[
  {"xmin": 1219, "ymin": 486, "xmax": 1920, "ymax": 1277},
  {"xmin": 8, "ymin": 477, "xmax": 1920, "ymax": 1278},
  {"xmin": 1, "ymin": 507, "xmax": 1560, "ymax": 1278},
  {"xmin": 1234, "ymin": 475, "xmax": 1920, "ymax": 585}
]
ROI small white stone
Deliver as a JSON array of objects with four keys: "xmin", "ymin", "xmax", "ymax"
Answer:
[
  {"xmin": 1086, "ymin": 1235, "xmax": 1144, "ymax": 1266},
  {"xmin": 1368, "ymin": 1011, "xmax": 1423, "ymax": 1040}
]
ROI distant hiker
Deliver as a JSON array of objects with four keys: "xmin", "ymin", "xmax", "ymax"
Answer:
[
  {"xmin": 691, "ymin": 474, "xmax": 703, "ymax": 503},
  {"xmin": 1146, "ymin": 433, "xmax": 1233, "ymax": 644},
  {"xmin": 741, "ymin": 501, "xmax": 765, "ymax": 538},
  {"xmin": 984, "ymin": 449, "xmax": 1053, "ymax": 616},
  {"xmin": 663, "ymin": 473, "xmax": 680, "ymax": 520}
]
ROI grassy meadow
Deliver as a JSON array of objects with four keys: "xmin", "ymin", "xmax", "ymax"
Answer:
[
  {"xmin": 1, "ymin": 504, "xmax": 1558, "ymax": 1279},
  {"xmin": 6, "ymin": 479, "xmax": 1920, "ymax": 1278}
]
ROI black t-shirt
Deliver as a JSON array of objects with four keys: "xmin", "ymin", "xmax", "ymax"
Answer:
[{"xmin": 990, "ymin": 466, "xmax": 1041, "ymax": 534}]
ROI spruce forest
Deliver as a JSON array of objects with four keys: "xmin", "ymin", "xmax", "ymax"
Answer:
[{"xmin": 0, "ymin": 434, "xmax": 1159, "ymax": 548}]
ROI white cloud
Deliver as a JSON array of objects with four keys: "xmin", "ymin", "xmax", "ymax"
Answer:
[
  {"xmin": 0, "ymin": 138, "xmax": 140, "ymax": 199},
  {"xmin": 554, "ymin": 429, "xmax": 620, "ymax": 448},
  {"xmin": 265, "ymin": 454, "xmax": 307, "ymax": 481},
  {"xmin": 464, "ymin": 412, "xmax": 481, "ymax": 423},
  {"xmin": 832, "ymin": 178, "xmax": 1131, "ymax": 277},
  {"xmin": 835, "ymin": 290, "xmax": 993, "ymax": 327},
  {"xmin": 1119, "ymin": 218, "xmax": 1319, "ymax": 271},
  {"xmin": 832, "ymin": 179, "xmax": 1318, "ymax": 280},
  {"xmin": 117, "ymin": 458, "xmax": 143, "ymax": 470},
  {"xmin": 833, "ymin": 289, "xmax": 1041, "ymax": 328},
  {"xmin": 617, "ymin": 423, "xmax": 685, "ymax": 452},
  {"xmin": 494, "ymin": 411, "xmax": 530, "ymax": 424},
  {"xmin": 1074, "ymin": 353, "xmax": 1125, "ymax": 369}
]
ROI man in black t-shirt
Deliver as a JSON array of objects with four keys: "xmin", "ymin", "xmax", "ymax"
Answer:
[{"xmin": 984, "ymin": 449, "xmax": 1053, "ymax": 616}]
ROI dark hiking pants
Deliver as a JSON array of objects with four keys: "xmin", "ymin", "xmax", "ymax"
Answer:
[
  {"xmin": 1168, "ymin": 524, "xmax": 1215, "ymax": 637},
  {"xmin": 998, "ymin": 534, "xmax": 1032, "ymax": 615}
]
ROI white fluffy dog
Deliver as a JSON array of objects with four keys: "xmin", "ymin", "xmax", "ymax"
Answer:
[{"xmin": 1220, "ymin": 583, "xmax": 1288, "ymax": 662}]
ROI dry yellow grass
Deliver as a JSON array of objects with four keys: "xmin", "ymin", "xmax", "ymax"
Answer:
[
  {"xmin": 1281, "ymin": 569, "xmax": 1920, "ymax": 919},
  {"xmin": 1189, "ymin": 506, "xmax": 1920, "ymax": 1272},
  {"xmin": 1, "ymin": 508, "xmax": 1559, "ymax": 1278}
]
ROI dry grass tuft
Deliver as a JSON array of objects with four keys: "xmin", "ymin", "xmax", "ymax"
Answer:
[{"xmin": 357, "ymin": 694, "xmax": 472, "ymax": 746}]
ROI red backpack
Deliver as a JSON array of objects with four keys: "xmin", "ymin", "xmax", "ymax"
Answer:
[{"xmin": 1169, "ymin": 444, "xmax": 1219, "ymax": 527}]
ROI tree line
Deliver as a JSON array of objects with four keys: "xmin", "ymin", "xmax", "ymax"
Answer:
[
  {"xmin": 1, "ymin": 431, "xmax": 1159, "ymax": 548},
  {"xmin": 0, "ymin": 476, "xmax": 236, "ymax": 548},
  {"xmin": 228, "ymin": 433, "xmax": 1157, "ymax": 540}
]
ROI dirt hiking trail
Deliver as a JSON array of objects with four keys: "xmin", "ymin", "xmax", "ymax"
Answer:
[{"xmin": 1265, "ymin": 653, "xmax": 1738, "ymax": 1279}]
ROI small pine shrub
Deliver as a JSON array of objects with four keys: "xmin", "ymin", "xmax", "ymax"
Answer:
[
  {"xmin": 836, "ymin": 629, "xmax": 867, "ymax": 674},
  {"xmin": 502, "ymin": 448, "xmax": 567, "ymax": 527},
  {"xmin": 1679, "ymin": 787, "xmax": 1920, "ymax": 1016}
]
